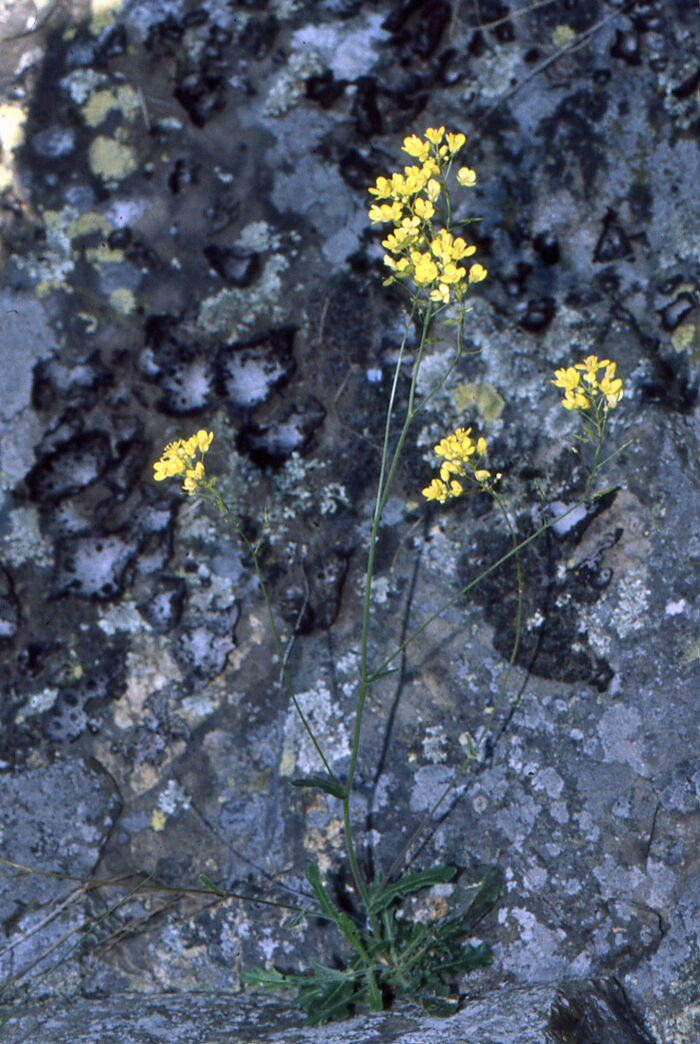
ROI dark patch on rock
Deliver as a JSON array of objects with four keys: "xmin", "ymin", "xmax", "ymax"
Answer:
[
  {"xmin": 532, "ymin": 230, "xmax": 560, "ymax": 266},
  {"xmin": 385, "ymin": 0, "xmax": 452, "ymax": 59},
  {"xmin": 32, "ymin": 353, "xmax": 110, "ymax": 413},
  {"xmin": 216, "ymin": 327, "xmax": 296, "ymax": 411},
  {"xmin": 351, "ymin": 75, "xmax": 383, "ymax": 137},
  {"xmin": 237, "ymin": 397, "xmax": 326, "ymax": 467},
  {"xmin": 41, "ymin": 637, "xmax": 128, "ymax": 742},
  {"xmin": 96, "ymin": 22, "xmax": 128, "ymax": 62},
  {"xmin": 659, "ymin": 291, "xmax": 695, "ymax": 331},
  {"xmin": 0, "ymin": 563, "xmax": 20, "ymax": 642},
  {"xmin": 26, "ymin": 431, "xmax": 113, "ymax": 504},
  {"xmin": 279, "ymin": 546, "xmax": 352, "ymax": 634},
  {"xmin": 594, "ymin": 209, "xmax": 634, "ymax": 264},
  {"xmin": 610, "ymin": 28, "xmax": 642, "ymax": 67},
  {"xmin": 536, "ymin": 91, "xmax": 608, "ymax": 193},
  {"xmin": 168, "ymin": 157, "xmax": 200, "ymax": 195},
  {"xmin": 52, "ymin": 530, "xmax": 138, "ymax": 600},
  {"xmin": 203, "ymin": 244, "xmax": 261, "ymax": 287},
  {"xmin": 457, "ymin": 495, "xmax": 618, "ymax": 690},
  {"xmin": 549, "ymin": 978, "xmax": 659, "ymax": 1044},
  {"xmin": 519, "ymin": 296, "xmax": 555, "ymax": 333},
  {"xmin": 306, "ymin": 70, "xmax": 347, "ymax": 109},
  {"xmin": 239, "ymin": 14, "xmax": 279, "ymax": 60},
  {"xmin": 672, "ymin": 65, "xmax": 700, "ymax": 101},
  {"xmin": 174, "ymin": 59, "xmax": 227, "ymax": 128},
  {"xmin": 138, "ymin": 575, "xmax": 186, "ymax": 633}
]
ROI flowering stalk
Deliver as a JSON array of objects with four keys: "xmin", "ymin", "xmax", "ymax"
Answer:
[
  {"xmin": 151, "ymin": 127, "xmax": 626, "ymax": 1025},
  {"xmin": 153, "ymin": 434, "xmax": 339, "ymax": 787}
]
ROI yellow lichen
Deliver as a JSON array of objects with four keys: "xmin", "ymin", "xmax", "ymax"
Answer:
[
  {"xmin": 151, "ymin": 808, "xmax": 167, "ymax": 832},
  {"xmin": 110, "ymin": 287, "xmax": 136, "ymax": 314},
  {"xmin": 68, "ymin": 211, "xmax": 113, "ymax": 238},
  {"xmin": 88, "ymin": 135, "xmax": 137, "ymax": 181},
  {"xmin": 82, "ymin": 86, "xmax": 139, "ymax": 128},
  {"xmin": 453, "ymin": 381, "xmax": 505, "ymax": 422},
  {"xmin": 90, "ymin": 0, "xmax": 123, "ymax": 34},
  {"xmin": 552, "ymin": 24, "xmax": 576, "ymax": 48},
  {"xmin": 0, "ymin": 104, "xmax": 26, "ymax": 153}
]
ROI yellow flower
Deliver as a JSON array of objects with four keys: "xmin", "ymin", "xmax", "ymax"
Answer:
[
  {"xmin": 154, "ymin": 430, "xmax": 213, "ymax": 493},
  {"xmin": 449, "ymin": 237, "xmax": 475, "ymax": 261},
  {"xmin": 439, "ymin": 261, "xmax": 466, "ymax": 285},
  {"xmin": 369, "ymin": 176, "xmax": 393, "ymax": 199},
  {"xmin": 425, "ymin": 126, "xmax": 445, "ymax": 145},
  {"xmin": 423, "ymin": 426, "xmax": 492, "ymax": 502},
  {"xmin": 599, "ymin": 365, "xmax": 623, "ymax": 408},
  {"xmin": 429, "ymin": 283, "xmax": 451, "ymax": 304},
  {"xmin": 154, "ymin": 456, "xmax": 185, "ymax": 480},
  {"xmin": 445, "ymin": 132, "xmax": 466, "ymax": 154},
  {"xmin": 402, "ymin": 134, "xmax": 430, "ymax": 162},
  {"xmin": 414, "ymin": 197, "xmax": 435, "ymax": 220},
  {"xmin": 456, "ymin": 166, "xmax": 476, "ymax": 186},
  {"xmin": 369, "ymin": 201, "xmax": 404, "ymax": 223},
  {"xmin": 553, "ymin": 357, "xmax": 623, "ymax": 413},
  {"xmin": 183, "ymin": 461, "xmax": 205, "ymax": 494},
  {"xmin": 426, "ymin": 178, "xmax": 441, "ymax": 202},
  {"xmin": 422, "ymin": 477, "xmax": 450, "ymax": 503},
  {"xmin": 468, "ymin": 263, "xmax": 487, "ymax": 283},
  {"xmin": 383, "ymin": 254, "xmax": 411, "ymax": 273},
  {"xmin": 411, "ymin": 251, "xmax": 439, "ymax": 285}
]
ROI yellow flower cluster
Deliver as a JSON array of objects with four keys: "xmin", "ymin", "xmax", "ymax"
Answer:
[
  {"xmin": 422, "ymin": 427, "xmax": 493, "ymax": 503},
  {"xmin": 552, "ymin": 356, "xmax": 623, "ymax": 412},
  {"xmin": 368, "ymin": 126, "xmax": 487, "ymax": 305},
  {"xmin": 153, "ymin": 430, "xmax": 213, "ymax": 494}
]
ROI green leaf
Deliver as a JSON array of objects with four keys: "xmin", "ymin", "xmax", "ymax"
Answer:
[
  {"xmin": 286, "ymin": 907, "xmax": 309, "ymax": 928},
  {"xmin": 241, "ymin": 966, "xmax": 287, "ymax": 990},
  {"xmin": 365, "ymin": 666, "xmax": 399, "ymax": 685},
  {"xmin": 291, "ymin": 774, "xmax": 345, "ymax": 800},
  {"xmin": 438, "ymin": 864, "xmax": 501, "ymax": 938},
  {"xmin": 305, "ymin": 862, "xmax": 341, "ymax": 923},
  {"xmin": 198, "ymin": 874, "xmax": 226, "ymax": 897},
  {"xmin": 369, "ymin": 864, "xmax": 456, "ymax": 914},
  {"xmin": 366, "ymin": 968, "xmax": 383, "ymax": 1011}
]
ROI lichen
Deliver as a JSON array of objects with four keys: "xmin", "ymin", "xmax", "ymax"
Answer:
[{"xmin": 88, "ymin": 135, "xmax": 137, "ymax": 181}]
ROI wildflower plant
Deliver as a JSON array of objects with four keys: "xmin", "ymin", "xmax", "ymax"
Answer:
[{"xmin": 152, "ymin": 127, "xmax": 626, "ymax": 1026}]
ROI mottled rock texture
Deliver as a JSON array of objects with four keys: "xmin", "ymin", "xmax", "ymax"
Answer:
[{"xmin": 0, "ymin": 0, "xmax": 698, "ymax": 1041}]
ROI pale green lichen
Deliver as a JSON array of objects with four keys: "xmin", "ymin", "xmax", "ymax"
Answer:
[
  {"xmin": 552, "ymin": 25, "xmax": 576, "ymax": 48},
  {"xmin": 89, "ymin": 0, "xmax": 123, "ymax": 34},
  {"xmin": 453, "ymin": 380, "xmax": 505, "ymax": 422},
  {"xmin": 109, "ymin": 287, "xmax": 136, "ymax": 314},
  {"xmin": 280, "ymin": 681, "xmax": 351, "ymax": 776},
  {"xmin": 82, "ymin": 85, "xmax": 139, "ymax": 128},
  {"xmin": 68, "ymin": 211, "xmax": 113, "ymax": 238},
  {"xmin": 88, "ymin": 135, "xmax": 137, "ymax": 181}
]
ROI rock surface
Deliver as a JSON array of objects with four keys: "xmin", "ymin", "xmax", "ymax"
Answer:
[{"xmin": 0, "ymin": 0, "xmax": 698, "ymax": 1041}]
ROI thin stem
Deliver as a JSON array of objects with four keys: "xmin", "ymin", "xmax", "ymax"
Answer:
[
  {"xmin": 342, "ymin": 796, "xmax": 381, "ymax": 938},
  {"xmin": 384, "ymin": 489, "xmax": 524, "ymax": 882},
  {"xmin": 382, "ymin": 426, "xmax": 614, "ymax": 882},
  {"xmin": 345, "ymin": 300, "xmax": 435, "ymax": 802},
  {"xmin": 209, "ymin": 491, "xmax": 339, "ymax": 787},
  {"xmin": 372, "ymin": 503, "xmax": 571, "ymax": 682}
]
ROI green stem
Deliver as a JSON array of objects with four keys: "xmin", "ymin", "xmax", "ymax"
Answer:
[
  {"xmin": 383, "ymin": 490, "xmax": 524, "ymax": 883},
  {"xmin": 208, "ymin": 490, "xmax": 339, "ymax": 787},
  {"xmin": 372, "ymin": 496, "xmax": 592, "ymax": 683},
  {"xmin": 342, "ymin": 795, "xmax": 381, "ymax": 937},
  {"xmin": 345, "ymin": 300, "xmax": 434, "ymax": 802}
]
